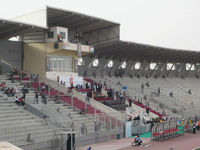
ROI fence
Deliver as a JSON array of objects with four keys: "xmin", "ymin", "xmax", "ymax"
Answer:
[{"xmin": 151, "ymin": 119, "xmax": 184, "ymax": 141}]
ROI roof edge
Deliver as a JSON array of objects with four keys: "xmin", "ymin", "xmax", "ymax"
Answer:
[
  {"xmin": 0, "ymin": 18, "xmax": 48, "ymax": 29},
  {"xmin": 46, "ymin": 5, "xmax": 120, "ymax": 26}
]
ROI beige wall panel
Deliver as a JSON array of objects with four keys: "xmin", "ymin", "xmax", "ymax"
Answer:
[{"xmin": 23, "ymin": 43, "xmax": 46, "ymax": 76}]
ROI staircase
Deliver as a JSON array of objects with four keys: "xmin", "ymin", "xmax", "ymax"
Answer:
[{"xmin": 0, "ymin": 75, "xmax": 55, "ymax": 149}]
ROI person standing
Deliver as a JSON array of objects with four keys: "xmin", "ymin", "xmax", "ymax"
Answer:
[
  {"xmin": 141, "ymin": 84, "xmax": 144, "ymax": 93},
  {"xmin": 158, "ymin": 87, "xmax": 160, "ymax": 96},
  {"xmin": 193, "ymin": 122, "xmax": 197, "ymax": 134},
  {"xmin": 34, "ymin": 92, "xmax": 39, "ymax": 104}
]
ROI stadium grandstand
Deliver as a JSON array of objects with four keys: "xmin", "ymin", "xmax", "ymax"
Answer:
[{"xmin": 0, "ymin": 5, "xmax": 200, "ymax": 150}]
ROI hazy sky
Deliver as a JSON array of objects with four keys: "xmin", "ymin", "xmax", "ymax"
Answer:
[{"xmin": 1, "ymin": 0, "xmax": 200, "ymax": 51}]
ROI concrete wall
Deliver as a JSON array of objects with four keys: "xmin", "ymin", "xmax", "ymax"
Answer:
[
  {"xmin": 23, "ymin": 43, "xmax": 89, "ymax": 77},
  {"xmin": 0, "ymin": 40, "xmax": 23, "ymax": 73}
]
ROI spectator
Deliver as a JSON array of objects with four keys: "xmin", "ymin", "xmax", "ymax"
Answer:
[
  {"xmin": 56, "ymin": 107, "xmax": 60, "ymax": 113},
  {"xmin": 57, "ymin": 33, "xmax": 61, "ymax": 42},
  {"xmin": 71, "ymin": 122, "xmax": 74, "ymax": 132},
  {"xmin": 27, "ymin": 133, "xmax": 34, "ymax": 142},
  {"xmin": 34, "ymin": 92, "xmax": 39, "ymax": 104},
  {"xmin": 15, "ymin": 97, "xmax": 25, "ymax": 106},
  {"xmin": 42, "ymin": 115, "xmax": 48, "ymax": 125},
  {"xmin": 18, "ymin": 97, "xmax": 25, "ymax": 106},
  {"xmin": 193, "ymin": 122, "xmax": 197, "ymax": 134},
  {"xmin": 146, "ymin": 107, "xmax": 150, "ymax": 114},
  {"xmin": 22, "ymin": 91, "xmax": 26, "ymax": 101},
  {"xmin": 144, "ymin": 95, "xmax": 147, "ymax": 101},
  {"xmin": 41, "ymin": 84, "xmax": 46, "ymax": 92},
  {"xmin": 22, "ymin": 85, "xmax": 29, "ymax": 93},
  {"xmin": 42, "ymin": 94, "xmax": 47, "ymax": 104},
  {"xmin": 86, "ymin": 91, "xmax": 90, "ymax": 103},
  {"xmin": 146, "ymin": 82, "xmax": 150, "ymax": 87},
  {"xmin": 169, "ymin": 92, "xmax": 173, "ymax": 97},
  {"xmin": 129, "ymin": 99, "xmax": 132, "ymax": 107},
  {"xmin": 15, "ymin": 96, "xmax": 19, "ymax": 104},
  {"xmin": 158, "ymin": 87, "xmax": 160, "ymax": 96},
  {"xmin": 188, "ymin": 89, "xmax": 192, "ymax": 95},
  {"xmin": 141, "ymin": 83, "xmax": 144, "ymax": 93}
]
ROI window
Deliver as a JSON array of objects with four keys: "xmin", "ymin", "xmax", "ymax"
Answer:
[
  {"xmin": 150, "ymin": 63, "xmax": 158, "ymax": 70},
  {"xmin": 108, "ymin": 60, "xmax": 113, "ymax": 67},
  {"xmin": 78, "ymin": 58, "xmax": 83, "ymax": 66},
  {"xmin": 46, "ymin": 56, "xmax": 73, "ymax": 72},
  {"xmin": 167, "ymin": 63, "xmax": 175, "ymax": 70},
  {"xmin": 93, "ymin": 59, "xmax": 99, "ymax": 67},
  {"xmin": 47, "ymin": 32, "xmax": 54, "ymax": 38},
  {"xmin": 135, "ymin": 62, "xmax": 141, "ymax": 70},
  {"xmin": 121, "ymin": 61, "xmax": 126, "ymax": 69},
  {"xmin": 60, "ymin": 32, "xmax": 66, "ymax": 39},
  {"xmin": 186, "ymin": 63, "xmax": 195, "ymax": 71}
]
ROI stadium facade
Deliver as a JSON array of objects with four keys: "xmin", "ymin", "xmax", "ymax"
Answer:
[{"xmin": 1, "ymin": 5, "xmax": 200, "ymax": 150}]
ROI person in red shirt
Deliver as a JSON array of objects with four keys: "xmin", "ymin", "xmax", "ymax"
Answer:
[{"xmin": 18, "ymin": 97, "xmax": 25, "ymax": 106}]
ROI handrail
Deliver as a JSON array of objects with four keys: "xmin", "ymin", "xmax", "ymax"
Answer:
[
  {"xmin": 38, "ymin": 75, "xmax": 126, "ymax": 121},
  {"xmin": 0, "ymin": 58, "xmax": 126, "ymax": 123}
]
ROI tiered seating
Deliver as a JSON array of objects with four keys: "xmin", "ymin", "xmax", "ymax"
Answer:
[
  {"xmin": 84, "ymin": 78, "xmax": 127, "ymax": 110},
  {"xmin": 99, "ymin": 99, "xmax": 127, "ymax": 110},
  {"xmin": 47, "ymin": 103, "xmax": 106, "ymax": 133},
  {"xmin": 15, "ymin": 78, "xmax": 108, "ymax": 134},
  {"xmin": 0, "ymin": 75, "xmax": 54, "ymax": 148},
  {"xmin": 92, "ymin": 76, "xmax": 179, "ymax": 118},
  {"xmin": 92, "ymin": 75, "xmax": 200, "ymax": 118}
]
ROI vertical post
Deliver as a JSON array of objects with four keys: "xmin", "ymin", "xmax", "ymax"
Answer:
[
  {"xmin": 104, "ymin": 113, "xmax": 106, "ymax": 128},
  {"xmin": 72, "ymin": 91, "xmax": 74, "ymax": 107},
  {"xmin": 20, "ymin": 70, "xmax": 22, "ymax": 81},
  {"xmin": 85, "ymin": 99, "xmax": 87, "ymax": 113},
  {"xmin": 48, "ymin": 86, "xmax": 50, "ymax": 97},
  {"xmin": 29, "ymin": 74, "xmax": 31, "ymax": 88},
  {"xmin": 38, "ymin": 75, "xmax": 40, "ymax": 92},
  {"xmin": 71, "ymin": 132, "xmax": 73, "ymax": 150},
  {"xmin": 93, "ymin": 100, "xmax": 96, "ymax": 116}
]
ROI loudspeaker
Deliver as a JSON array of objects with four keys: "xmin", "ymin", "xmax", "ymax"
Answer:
[{"xmin": 67, "ymin": 133, "xmax": 75, "ymax": 150}]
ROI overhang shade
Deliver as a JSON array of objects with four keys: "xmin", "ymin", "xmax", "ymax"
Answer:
[
  {"xmin": 0, "ymin": 19, "xmax": 47, "ymax": 39},
  {"xmin": 89, "ymin": 41, "xmax": 200, "ymax": 63},
  {"xmin": 47, "ymin": 6, "xmax": 119, "ymax": 33}
]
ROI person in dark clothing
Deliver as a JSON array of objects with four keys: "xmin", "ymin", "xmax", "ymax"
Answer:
[
  {"xmin": 158, "ymin": 87, "xmax": 160, "ymax": 96},
  {"xmin": 146, "ymin": 82, "xmax": 150, "ymax": 87},
  {"xmin": 42, "ymin": 94, "xmax": 47, "ymax": 104},
  {"xmin": 141, "ymin": 84, "xmax": 144, "ymax": 93},
  {"xmin": 193, "ymin": 122, "xmax": 197, "ymax": 134},
  {"xmin": 169, "ymin": 92, "xmax": 173, "ymax": 97},
  {"xmin": 146, "ymin": 107, "xmax": 150, "ymax": 114},
  {"xmin": 188, "ymin": 89, "xmax": 192, "ymax": 95},
  {"xmin": 129, "ymin": 99, "xmax": 132, "ymax": 107},
  {"xmin": 34, "ymin": 92, "xmax": 39, "ymax": 104}
]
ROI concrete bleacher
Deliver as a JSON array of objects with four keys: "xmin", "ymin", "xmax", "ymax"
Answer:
[
  {"xmin": 9, "ymin": 74, "xmax": 113, "ymax": 134},
  {"xmin": 92, "ymin": 76, "xmax": 183, "ymax": 118},
  {"xmin": 95, "ymin": 75, "xmax": 200, "ymax": 118},
  {"xmin": 0, "ymin": 73, "xmax": 124, "ymax": 148},
  {"xmin": 0, "ymin": 76, "xmax": 55, "ymax": 149}
]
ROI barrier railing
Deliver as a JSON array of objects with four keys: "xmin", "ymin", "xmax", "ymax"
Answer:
[
  {"xmin": 1, "ymin": 59, "xmax": 125, "ymax": 139},
  {"xmin": 10, "ymin": 73, "xmax": 125, "ymax": 133},
  {"xmin": 151, "ymin": 119, "xmax": 184, "ymax": 141}
]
